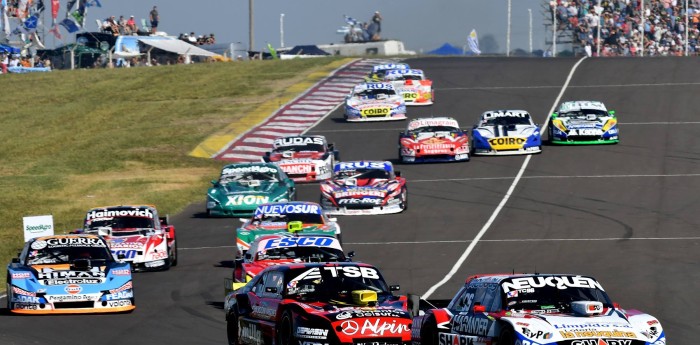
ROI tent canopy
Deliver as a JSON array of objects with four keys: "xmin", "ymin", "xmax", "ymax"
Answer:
[
  {"xmin": 283, "ymin": 45, "xmax": 330, "ymax": 56},
  {"xmin": 138, "ymin": 38, "xmax": 217, "ymax": 57},
  {"xmin": 426, "ymin": 43, "xmax": 464, "ymax": 56},
  {"xmin": 0, "ymin": 44, "xmax": 21, "ymax": 54}
]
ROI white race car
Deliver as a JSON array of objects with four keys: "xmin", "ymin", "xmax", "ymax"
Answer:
[
  {"xmin": 383, "ymin": 69, "xmax": 434, "ymax": 106},
  {"xmin": 471, "ymin": 110, "xmax": 542, "ymax": 155},
  {"xmin": 263, "ymin": 135, "xmax": 338, "ymax": 182},
  {"xmin": 344, "ymin": 82, "xmax": 407, "ymax": 122}
]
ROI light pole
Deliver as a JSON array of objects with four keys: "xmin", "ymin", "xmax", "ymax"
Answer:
[
  {"xmin": 506, "ymin": 0, "xmax": 511, "ymax": 56},
  {"xmin": 528, "ymin": 8, "xmax": 533, "ymax": 55},
  {"xmin": 280, "ymin": 13, "xmax": 285, "ymax": 48},
  {"xmin": 249, "ymin": 0, "xmax": 254, "ymax": 52}
]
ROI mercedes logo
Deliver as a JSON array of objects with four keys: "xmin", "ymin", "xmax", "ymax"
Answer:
[{"xmin": 341, "ymin": 320, "xmax": 359, "ymax": 335}]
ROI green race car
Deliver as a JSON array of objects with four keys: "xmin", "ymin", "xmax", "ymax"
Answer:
[
  {"xmin": 206, "ymin": 163, "xmax": 295, "ymax": 217},
  {"xmin": 548, "ymin": 100, "xmax": 619, "ymax": 145}
]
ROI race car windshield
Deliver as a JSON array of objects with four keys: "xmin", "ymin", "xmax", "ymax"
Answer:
[
  {"xmin": 26, "ymin": 246, "xmax": 113, "ymax": 265},
  {"xmin": 355, "ymin": 88, "xmax": 396, "ymax": 99},
  {"xmin": 393, "ymin": 75, "xmax": 422, "ymax": 81},
  {"xmin": 409, "ymin": 126, "xmax": 459, "ymax": 134},
  {"xmin": 86, "ymin": 216, "xmax": 155, "ymax": 231},
  {"xmin": 336, "ymin": 168, "xmax": 390, "ymax": 180},
  {"xmin": 285, "ymin": 267, "xmax": 391, "ymax": 303},
  {"xmin": 273, "ymin": 143, "xmax": 325, "ymax": 153},
  {"xmin": 559, "ymin": 109, "xmax": 608, "ymax": 118},
  {"xmin": 221, "ymin": 171, "xmax": 278, "ymax": 183},
  {"xmin": 256, "ymin": 213, "xmax": 324, "ymax": 224},
  {"xmin": 257, "ymin": 246, "xmax": 345, "ymax": 262},
  {"xmin": 503, "ymin": 283, "xmax": 613, "ymax": 313},
  {"xmin": 483, "ymin": 115, "xmax": 532, "ymax": 126}
]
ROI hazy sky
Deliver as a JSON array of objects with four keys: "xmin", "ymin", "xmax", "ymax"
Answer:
[{"xmin": 45, "ymin": 0, "xmax": 549, "ymax": 53}]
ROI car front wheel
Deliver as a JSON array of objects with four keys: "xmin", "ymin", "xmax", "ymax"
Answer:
[{"xmin": 278, "ymin": 311, "xmax": 295, "ymax": 345}]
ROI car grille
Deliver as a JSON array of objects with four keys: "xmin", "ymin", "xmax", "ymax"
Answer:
[
  {"xmin": 343, "ymin": 204, "xmax": 377, "ymax": 210},
  {"xmin": 54, "ymin": 301, "xmax": 94, "ymax": 309},
  {"xmin": 569, "ymin": 135, "xmax": 604, "ymax": 141},
  {"xmin": 353, "ymin": 338, "xmax": 402, "ymax": 345}
]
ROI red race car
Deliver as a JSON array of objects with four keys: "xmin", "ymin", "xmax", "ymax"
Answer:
[
  {"xmin": 263, "ymin": 135, "xmax": 339, "ymax": 182},
  {"xmin": 398, "ymin": 117, "xmax": 470, "ymax": 163}
]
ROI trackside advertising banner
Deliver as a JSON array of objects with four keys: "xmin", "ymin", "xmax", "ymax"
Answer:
[{"xmin": 23, "ymin": 214, "xmax": 54, "ymax": 241}]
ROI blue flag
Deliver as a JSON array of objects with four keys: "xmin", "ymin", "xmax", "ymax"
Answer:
[
  {"xmin": 86, "ymin": 0, "xmax": 102, "ymax": 7},
  {"xmin": 60, "ymin": 17, "xmax": 81, "ymax": 33}
]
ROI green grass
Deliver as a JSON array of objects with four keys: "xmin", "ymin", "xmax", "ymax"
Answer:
[{"xmin": 0, "ymin": 57, "xmax": 344, "ymax": 289}]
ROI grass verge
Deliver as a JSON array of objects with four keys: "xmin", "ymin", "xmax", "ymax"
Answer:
[{"xmin": 0, "ymin": 57, "xmax": 349, "ymax": 290}]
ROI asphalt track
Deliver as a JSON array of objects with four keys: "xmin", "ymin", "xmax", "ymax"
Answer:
[{"xmin": 2, "ymin": 57, "xmax": 699, "ymax": 344}]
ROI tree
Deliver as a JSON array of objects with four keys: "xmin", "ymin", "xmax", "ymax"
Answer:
[{"xmin": 480, "ymin": 34, "xmax": 499, "ymax": 54}]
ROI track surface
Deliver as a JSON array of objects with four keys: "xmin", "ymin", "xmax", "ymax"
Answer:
[{"xmin": 2, "ymin": 57, "xmax": 699, "ymax": 344}]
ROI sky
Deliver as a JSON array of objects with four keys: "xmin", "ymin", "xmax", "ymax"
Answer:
[{"xmin": 41, "ymin": 0, "xmax": 550, "ymax": 54}]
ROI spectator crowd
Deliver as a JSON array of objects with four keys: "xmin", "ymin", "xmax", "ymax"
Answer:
[{"xmin": 551, "ymin": 0, "xmax": 700, "ymax": 56}]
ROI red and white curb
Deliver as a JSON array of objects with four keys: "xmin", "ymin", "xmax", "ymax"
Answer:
[{"xmin": 213, "ymin": 59, "xmax": 394, "ymax": 162}]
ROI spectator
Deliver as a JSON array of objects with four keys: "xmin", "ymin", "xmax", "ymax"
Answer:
[
  {"xmin": 9, "ymin": 54, "xmax": 20, "ymax": 67},
  {"xmin": 149, "ymin": 6, "xmax": 159, "ymax": 34},
  {"xmin": 371, "ymin": 11, "xmax": 382, "ymax": 37},
  {"xmin": 127, "ymin": 15, "xmax": 137, "ymax": 33},
  {"xmin": 206, "ymin": 33, "xmax": 216, "ymax": 44},
  {"xmin": 118, "ymin": 15, "xmax": 128, "ymax": 34},
  {"xmin": 34, "ymin": 56, "xmax": 44, "ymax": 67},
  {"xmin": 20, "ymin": 56, "xmax": 31, "ymax": 67},
  {"xmin": 1, "ymin": 53, "xmax": 8, "ymax": 74}
]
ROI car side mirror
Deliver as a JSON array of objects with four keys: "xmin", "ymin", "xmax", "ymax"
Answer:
[
  {"xmin": 473, "ymin": 304, "xmax": 486, "ymax": 313},
  {"xmin": 11, "ymin": 257, "xmax": 19, "ymax": 263},
  {"xmin": 347, "ymin": 251, "xmax": 355, "ymax": 258},
  {"xmin": 211, "ymin": 179, "xmax": 218, "ymax": 185},
  {"xmin": 389, "ymin": 285, "xmax": 401, "ymax": 291},
  {"xmin": 395, "ymin": 170, "xmax": 401, "ymax": 177},
  {"xmin": 265, "ymin": 287, "xmax": 278, "ymax": 293},
  {"xmin": 472, "ymin": 125, "xmax": 478, "ymax": 129}
]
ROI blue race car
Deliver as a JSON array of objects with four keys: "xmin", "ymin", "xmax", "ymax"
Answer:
[
  {"xmin": 344, "ymin": 82, "xmax": 407, "ymax": 122},
  {"xmin": 471, "ymin": 110, "xmax": 542, "ymax": 155},
  {"xmin": 6, "ymin": 234, "xmax": 135, "ymax": 314}
]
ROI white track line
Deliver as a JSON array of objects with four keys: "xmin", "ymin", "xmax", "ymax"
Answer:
[
  {"xmin": 422, "ymin": 57, "xmax": 589, "ymax": 299},
  {"xmin": 438, "ymin": 81, "xmax": 700, "ymax": 91},
  {"xmin": 409, "ymin": 173, "xmax": 700, "ymax": 183}
]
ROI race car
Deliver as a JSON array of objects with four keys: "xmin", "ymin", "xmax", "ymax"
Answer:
[
  {"xmin": 344, "ymin": 82, "xmax": 407, "ymax": 122},
  {"xmin": 411, "ymin": 273, "xmax": 665, "ymax": 345},
  {"xmin": 233, "ymin": 233, "xmax": 349, "ymax": 283},
  {"xmin": 6, "ymin": 234, "xmax": 135, "ymax": 314},
  {"xmin": 471, "ymin": 110, "xmax": 542, "ymax": 155},
  {"xmin": 365, "ymin": 62, "xmax": 411, "ymax": 81},
  {"xmin": 263, "ymin": 135, "xmax": 339, "ymax": 182},
  {"xmin": 76, "ymin": 205, "xmax": 177, "ymax": 271},
  {"xmin": 206, "ymin": 163, "xmax": 296, "ymax": 217},
  {"xmin": 225, "ymin": 262, "xmax": 411, "ymax": 345},
  {"xmin": 383, "ymin": 69, "xmax": 434, "ymax": 106},
  {"xmin": 320, "ymin": 161, "xmax": 407, "ymax": 215},
  {"xmin": 399, "ymin": 117, "xmax": 470, "ymax": 163},
  {"xmin": 548, "ymin": 100, "xmax": 620, "ymax": 145},
  {"xmin": 236, "ymin": 201, "xmax": 341, "ymax": 257}
]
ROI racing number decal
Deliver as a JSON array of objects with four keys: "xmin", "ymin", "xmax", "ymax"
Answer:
[{"xmin": 361, "ymin": 108, "xmax": 390, "ymax": 117}]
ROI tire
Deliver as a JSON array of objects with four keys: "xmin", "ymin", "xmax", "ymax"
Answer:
[
  {"xmin": 169, "ymin": 241, "xmax": 178, "ymax": 267},
  {"xmin": 277, "ymin": 311, "xmax": 295, "ymax": 345},
  {"xmin": 547, "ymin": 122, "xmax": 553, "ymax": 145},
  {"xmin": 6, "ymin": 278, "xmax": 12, "ymax": 311},
  {"xmin": 226, "ymin": 310, "xmax": 240, "ymax": 345},
  {"xmin": 498, "ymin": 325, "xmax": 516, "ymax": 345},
  {"xmin": 336, "ymin": 233, "xmax": 343, "ymax": 245},
  {"xmin": 420, "ymin": 315, "xmax": 439, "ymax": 345}
]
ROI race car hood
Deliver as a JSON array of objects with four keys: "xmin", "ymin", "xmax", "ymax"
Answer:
[
  {"xmin": 502, "ymin": 309, "xmax": 663, "ymax": 344},
  {"xmin": 268, "ymin": 151, "xmax": 326, "ymax": 161},
  {"xmin": 475, "ymin": 124, "xmax": 538, "ymax": 138},
  {"xmin": 347, "ymin": 98, "xmax": 403, "ymax": 107},
  {"xmin": 241, "ymin": 222, "xmax": 330, "ymax": 232},
  {"xmin": 208, "ymin": 181, "xmax": 287, "ymax": 207},
  {"xmin": 219, "ymin": 181, "xmax": 282, "ymax": 195},
  {"xmin": 401, "ymin": 134, "xmax": 466, "ymax": 148},
  {"xmin": 555, "ymin": 116, "xmax": 616, "ymax": 130},
  {"xmin": 29, "ymin": 264, "xmax": 109, "ymax": 285},
  {"xmin": 237, "ymin": 224, "xmax": 338, "ymax": 251},
  {"xmin": 295, "ymin": 302, "xmax": 412, "ymax": 339}
]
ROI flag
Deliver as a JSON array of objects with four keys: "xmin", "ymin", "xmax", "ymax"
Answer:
[
  {"xmin": 2, "ymin": 6, "xmax": 9, "ymax": 35},
  {"xmin": 59, "ymin": 17, "xmax": 80, "ymax": 32},
  {"xmin": 51, "ymin": 0, "xmax": 59, "ymax": 21},
  {"xmin": 467, "ymin": 29, "xmax": 481, "ymax": 55},
  {"xmin": 48, "ymin": 23, "xmax": 62, "ymax": 38},
  {"xmin": 13, "ymin": 13, "xmax": 39, "ymax": 35},
  {"xmin": 267, "ymin": 43, "xmax": 278, "ymax": 59},
  {"xmin": 86, "ymin": 0, "xmax": 101, "ymax": 7},
  {"xmin": 36, "ymin": 0, "xmax": 45, "ymax": 13},
  {"xmin": 65, "ymin": 0, "xmax": 77, "ymax": 16},
  {"xmin": 344, "ymin": 15, "xmax": 358, "ymax": 25}
]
